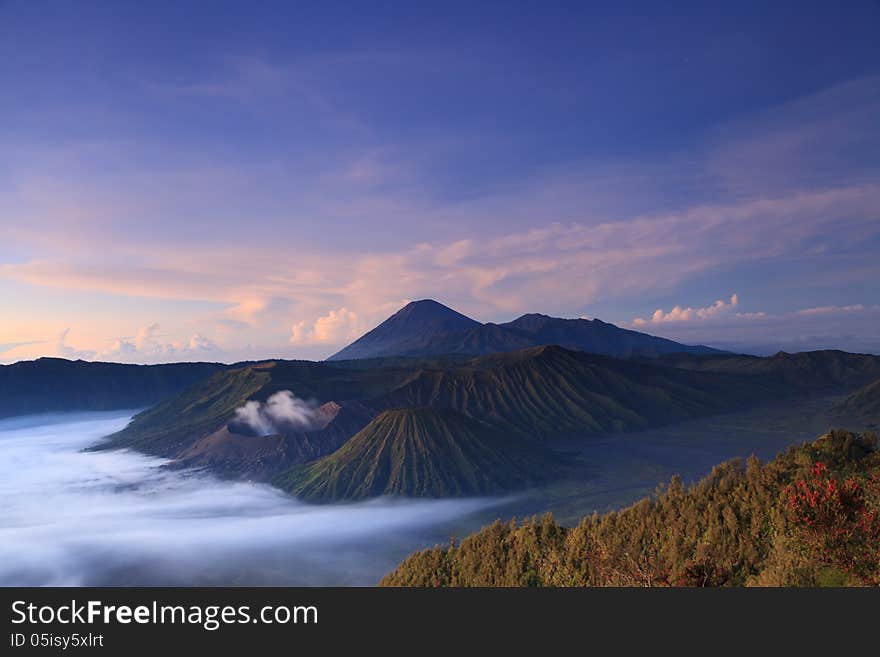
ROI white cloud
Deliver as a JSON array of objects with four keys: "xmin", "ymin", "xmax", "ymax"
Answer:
[
  {"xmin": 188, "ymin": 333, "xmax": 216, "ymax": 351},
  {"xmin": 633, "ymin": 294, "xmax": 744, "ymax": 325},
  {"xmin": 290, "ymin": 308, "xmax": 361, "ymax": 345},
  {"xmin": 100, "ymin": 323, "xmax": 219, "ymax": 362}
]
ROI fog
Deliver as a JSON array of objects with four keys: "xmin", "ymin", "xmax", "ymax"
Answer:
[{"xmin": 0, "ymin": 412, "xmax": 502, "ymax": 586}]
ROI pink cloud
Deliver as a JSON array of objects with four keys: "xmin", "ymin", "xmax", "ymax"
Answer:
[
  {"xmin": 796, "ymin": 304, "xmax": 868, "ymax": 316},
  {"xmin": 290, "ymin": 308, "xmax": 361, "ymax": 346},
  {"xmin": 634, "ymin": 294, "xmax": 741, "ymax": 325}
]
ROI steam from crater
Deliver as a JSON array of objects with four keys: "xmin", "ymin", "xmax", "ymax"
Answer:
[{"xmin": 232, "ymin": 390, "xmax": 325, "ymax": 435}]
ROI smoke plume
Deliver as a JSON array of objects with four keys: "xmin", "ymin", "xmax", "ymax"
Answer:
[{"xmin": 232, "ymin": 390, "xmax": 325, "ymax": 435}]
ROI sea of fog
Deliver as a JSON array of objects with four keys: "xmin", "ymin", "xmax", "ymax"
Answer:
[{"xmin": 0, "ymin": 412, "xmax": 503, "ymax": 586}]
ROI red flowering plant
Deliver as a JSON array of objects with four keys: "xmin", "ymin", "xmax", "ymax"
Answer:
[{"xmin": 784, "ymin": 462, "xmax": 880, "ymax": 585}]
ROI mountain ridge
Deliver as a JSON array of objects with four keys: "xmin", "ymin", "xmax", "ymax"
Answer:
[
  {"xmin": 0, "ymin": 357, "xmax": 228, "ymax": 419},
  {"xmin": 99, "ymin": 344, "xmax": 802, "ymax": 490}
]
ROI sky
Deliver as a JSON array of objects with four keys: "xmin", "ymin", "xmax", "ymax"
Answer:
[{"xmin": 1, "ymin": 0, "xmax": 879, "ymax": 363}]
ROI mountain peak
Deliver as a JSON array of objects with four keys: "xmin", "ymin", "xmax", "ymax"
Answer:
[
  {"xmin": 327, "ymin": 300, "xmax": 480, "ymax": 361},
  {"xmin": 505, "ymin": 313, "xmax": 554, "ymax": 332},
  {"xmin": 393, "ymin": 299, "xmax": 474, "ymax": 321}
]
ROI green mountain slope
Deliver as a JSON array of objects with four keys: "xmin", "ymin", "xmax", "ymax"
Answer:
[
  {"xmin": 102, "ymin": 346, "xmax": 771, "ymax": 461},
  {"xmin": 97, "ymin": 363, "xmax": 273, "ymax": 455},
  {"xmin": 99, "ymin": 359, "xmax": 414, "ymax": 455},
  {"xmin": 381, "ymin": 345, "xmax": 781, "ymax": 439},
  {"xmin": 275, "ymin": 408, "xmax": 562, "ymax": 501},
  {"xmin": 96, "ymin": 359, "xmax": 420, "ymax": 481}
]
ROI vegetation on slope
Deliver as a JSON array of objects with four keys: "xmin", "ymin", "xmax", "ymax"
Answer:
[
  {"xmin": 275, "ymin": 407, "xmax": 562, "ymax": 501},
  {"xmin": 382, "ymin": 345, "xmax": 782, "ymax": 439},
  {"xmin": 103, "ymin": 345, "xmax": 781, "ymax": 461},
  {"xmin": 381, "ymin": 430, "xmax": 880, "ymax": 586},
  {"xmin": 98, "ymin": 360, "xmax": 409, "ymax": 457},
  {"xmin": 97, "ymin": 363, "xmax": 272, "ymax": 455}
]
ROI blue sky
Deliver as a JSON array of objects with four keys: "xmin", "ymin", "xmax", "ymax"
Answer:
[{"xmin": 1, "ymin": 1, "xmax": 879, "ymax": 362}]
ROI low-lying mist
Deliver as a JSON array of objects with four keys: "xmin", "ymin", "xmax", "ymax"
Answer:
[{"xmin": 0, "ymin": 412, "xmax": 502, "ymax": 586}]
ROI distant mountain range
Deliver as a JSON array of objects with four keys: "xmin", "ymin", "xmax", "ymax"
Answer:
[
  {"xmin": 328, "ymin": 299, "xmax": 724, "ymax": 361},
  {"xmin": 0, "ymin": 357, "xmax": 227, "ymax": 419}
]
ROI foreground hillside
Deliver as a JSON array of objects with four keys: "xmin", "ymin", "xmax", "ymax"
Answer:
[{"xmin": 382, "ymin": 430, "xmax": 880, "ymax": 586}]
